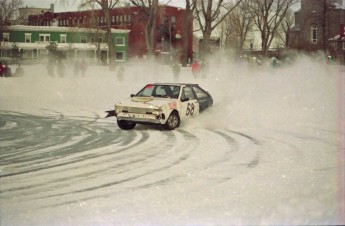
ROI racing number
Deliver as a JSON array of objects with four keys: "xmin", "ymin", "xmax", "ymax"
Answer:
[{"xmin": 186, "ymin": 103, "xmax": 195, "ymax": 116}]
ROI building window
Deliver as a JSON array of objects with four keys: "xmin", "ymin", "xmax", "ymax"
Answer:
[
  {"xmin": 111, "ymin": 16, "xmax": 115, "ymax": 24},
  {"xmin": 80, "ymin": 36, "xmax": 87, "ymax": 43},
  {"xmin": 311, "ymin": 24, "xmax": 318, "ymax": 44},
  {"xmin": 171, "ymin": 16, "xmax": 176, "ymax": 25},
  {"xmin": 90, "ymin": 37, "xmax": 95, "ymax": 43},
  {"xmin": 60, "ymin": 34, "xmax": 67, "ymax": 43},
  {"xmin": 116, "ymin": 37, "xmax": 125, "ymax": 46},
  {"xmin": 98, "ymin": 37, "xmax": 103, "ymax": 43},
  {"xmin": 25, "ymin": 33, "xmax": 32, "ymax": 43},
  {"xmin": 3, "ymin": 33, "xmax": 9, "ymax": 42},
  {"xmin": 115, "ymin": 51, "xmax": 125, "ymax": 61},
  {"xmin": 39, "ymin": 34, "xmax": 50, "ymax": 43}
]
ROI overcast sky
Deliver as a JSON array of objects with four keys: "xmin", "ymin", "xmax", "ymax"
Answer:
[{"xmin": 22, "ymin": 0, "xmax": 78, "ymax": 12}]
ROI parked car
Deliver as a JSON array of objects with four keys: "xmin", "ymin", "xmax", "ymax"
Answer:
[{"xmin": 106, "ymin": 83, "xmax": 213, "ymax": 130}]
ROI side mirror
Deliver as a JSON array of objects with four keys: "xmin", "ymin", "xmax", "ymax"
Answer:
[
  {"xmin": 181, "ymin": 97, "xmax": 189, "ymax": 102},
  {"xmin": 130, "ymin": 94, "xmax": 135, "ymax": 97}
]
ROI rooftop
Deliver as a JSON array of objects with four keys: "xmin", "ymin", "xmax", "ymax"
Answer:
[{"xmin": 4, "ymin": 25, "xmax": 130, "ymax": 33}]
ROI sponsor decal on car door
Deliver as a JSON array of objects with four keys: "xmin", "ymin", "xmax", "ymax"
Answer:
[{"xmin": 180, "ymin": 87, "xmax": 199, "ymax": 119}]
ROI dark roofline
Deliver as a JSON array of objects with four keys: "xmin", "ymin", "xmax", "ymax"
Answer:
[{"xmin": 46, "ymin": 4, "xmax": 184, "ymax": 15}]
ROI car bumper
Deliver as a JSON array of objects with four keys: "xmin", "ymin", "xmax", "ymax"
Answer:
[{"xmin": 117, "ymin": 112, "xmax": 165, "ymax": 124}]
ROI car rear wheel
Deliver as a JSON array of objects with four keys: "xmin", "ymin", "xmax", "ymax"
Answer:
[
  {"xmin": 163, "ymin": 111, "xmax": 180, "ymax": 130},
  {"xmin": 117, "ymin": 120, "xmax": 136, "ymax": 130}
]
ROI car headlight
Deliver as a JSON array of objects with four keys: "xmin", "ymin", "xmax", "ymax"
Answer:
[{"xmin": 115, "ymin": 105, "xmax": 123, "ymax": 114}]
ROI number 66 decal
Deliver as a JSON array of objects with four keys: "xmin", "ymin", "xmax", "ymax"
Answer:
[{"xmin": 186, "ymin": 103, "xmax": 195, "ymax": 116}]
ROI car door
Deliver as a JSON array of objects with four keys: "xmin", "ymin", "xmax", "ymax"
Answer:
[
  {"xmin": 180, "ymin": 86, "xmax": 199, "ymax": 120},
  {"xmin": 192, "ymin": 86, "xmax": 213, "ymax": 112}
]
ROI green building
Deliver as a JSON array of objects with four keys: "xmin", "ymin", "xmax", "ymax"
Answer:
[{"xmin": 0, "ymin": 25, "xmax": 130, "ymax": 64}]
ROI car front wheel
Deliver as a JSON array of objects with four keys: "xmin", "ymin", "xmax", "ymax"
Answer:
[
  {"xmin": 163, "ymin": 111, "xmax": 180, "ymax": 130},
  {"xmin": 117, "ymin": 120, "xmax": 136, "ymax": 130}
]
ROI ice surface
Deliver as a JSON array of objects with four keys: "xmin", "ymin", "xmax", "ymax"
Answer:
[{"xmin": 0, "ymin": 54, "xmax": 344, "ymax": 225}]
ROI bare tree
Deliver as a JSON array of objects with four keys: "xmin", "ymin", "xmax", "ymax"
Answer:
[
  {"xmin": 275, "ymin": 8, "xmax": 294, "ymax": 47},
  {"xmin": 221, "ymin": 0, "xmax": 253, "ymax": 53},
  {"xmin": 130, "ymin": 0, "xmax": 159, "ymax": 58},
  {"xmin": 181, "ymin": 0, "xmax": 197, "ymax": 66},
  {"xmin": 194, "ymin": 0, "xmax": 243, "ymax": 57},
  {"xmin": 78, "ymin": 0, "xmax": 119, "ymax": 69},
  {"xmin": 0, "ymin": 0, "xmax": 23, "ymax": 44},
  {"xmin": 246, "ymin": 0, "xmax": 298, "ymax": 56}
]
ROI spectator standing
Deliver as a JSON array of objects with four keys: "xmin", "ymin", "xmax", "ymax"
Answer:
[
  {"xmin": 191, "ymin": 60, "xmax": 201, "ymax": 79},
  {"xmin": 172, "ymin": 62, "xmax": 180, "ymax": 81},
  {"xmin": 3, "ymin": 62, "xmax": 12, "ymax": 77},
  {"xmin": 74, "ymin": 60, "xmax": 80, "ymax": 77},
  {"xmin": 0, "ymin": 62, "xmax": 4, "ymax": 77},
  {"xmin": 57, "ymin": 60, "xmax": 65, "ymax": 77},
  {"xmin": 80, "ymin": 59, "xmax": 87, "ymax": 77},
  {"xmin": 15, "ymin": 64, "xmax": 24, "ymax": 77}
]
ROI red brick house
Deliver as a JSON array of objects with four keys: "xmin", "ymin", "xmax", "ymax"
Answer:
[
  {"xmin": 28, "ymin": 5, "xmax": 193, "ymax": 63},
  {"xmin": 288, "ymin": 0, "xmax": 345, "ymax": 63}
]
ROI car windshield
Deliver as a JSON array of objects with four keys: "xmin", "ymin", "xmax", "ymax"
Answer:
[{"xmin": 136, "ymin": 84, "xmax": 180, "ymax": 99}]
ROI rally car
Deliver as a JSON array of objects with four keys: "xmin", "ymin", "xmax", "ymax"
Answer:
[{"xmin": 106, "ymin": 83, "xmax": 213, "ymax": 130}]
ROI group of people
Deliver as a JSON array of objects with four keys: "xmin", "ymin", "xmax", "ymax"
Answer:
[
  {"xmin": 0, "ymin": 62, "xmax": 24, "ymax": 77},
  {"xmin": 170, "ymin": 59, "xmax": 208, "ymax": 80}
]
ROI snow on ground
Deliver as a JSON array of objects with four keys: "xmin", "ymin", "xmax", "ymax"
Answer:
[{"xmin": 0, "ymin": 55, "xmax": 344, "ymax": 225}]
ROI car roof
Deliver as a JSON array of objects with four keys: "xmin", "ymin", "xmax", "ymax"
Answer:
[{"xmin": 151, "ymin": 83, "xmax": 199, "ymax": 86}]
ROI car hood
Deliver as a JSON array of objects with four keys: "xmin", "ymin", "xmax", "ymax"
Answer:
[{"xmin": 116, "ymin": 97, "xmax": 175, "ymax": 109}]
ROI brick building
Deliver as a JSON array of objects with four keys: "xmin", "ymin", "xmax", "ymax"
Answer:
[
  {"xmin": 288, "ymin": 0, "xmax": 345, "ymax": 63},
  {"xmin": 27, "ymin": 5, "xmax": 193, "ymax": 63}
]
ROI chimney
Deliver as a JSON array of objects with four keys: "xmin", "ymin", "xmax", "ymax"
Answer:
[{"xmin": 50, "ymin": 3, "xmax": 54, "ymax": 12}]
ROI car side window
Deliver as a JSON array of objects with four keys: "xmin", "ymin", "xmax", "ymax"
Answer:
[
  {"xmin": 181, "ymin": 87, "xmax": 195, "ymax": 100},
  {"xmin": 193, "ymin": 86, "xmax": 209, "ymax": 99},
  {"xmin": 171, "ymin": 86, "xmax": 180, "ymax": 99}
]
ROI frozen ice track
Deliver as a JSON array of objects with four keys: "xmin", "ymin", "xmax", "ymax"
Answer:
[
  {"xmin": 0, "ymin": 110, "xmax": 339, "ymax": 225},
  {"xmin": 0, "ymin": 111, "xmax": 262, "ymax": 204}
]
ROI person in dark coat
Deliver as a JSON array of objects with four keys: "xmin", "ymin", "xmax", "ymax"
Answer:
[
  {"xmin": 3, "ymin": 62, "xmax": 12, "ymax": 77},
  {"xmin": 0, "ymin": 62, "xmax": 4, "ymax": 77}
]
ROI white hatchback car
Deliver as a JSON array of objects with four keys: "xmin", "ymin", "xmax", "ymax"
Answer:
[{"xmin": 106, "ymin": 83, "xmax": 213, "ymax": 130}]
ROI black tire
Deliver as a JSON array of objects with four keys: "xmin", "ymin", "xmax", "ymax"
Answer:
[
  {"xmin": 117, "ymin": 120, "xmax": 136, "ymax": 130},
  {"xmin": 163, "ymin": 111, "xmax": 180, "ymax": 130}
]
